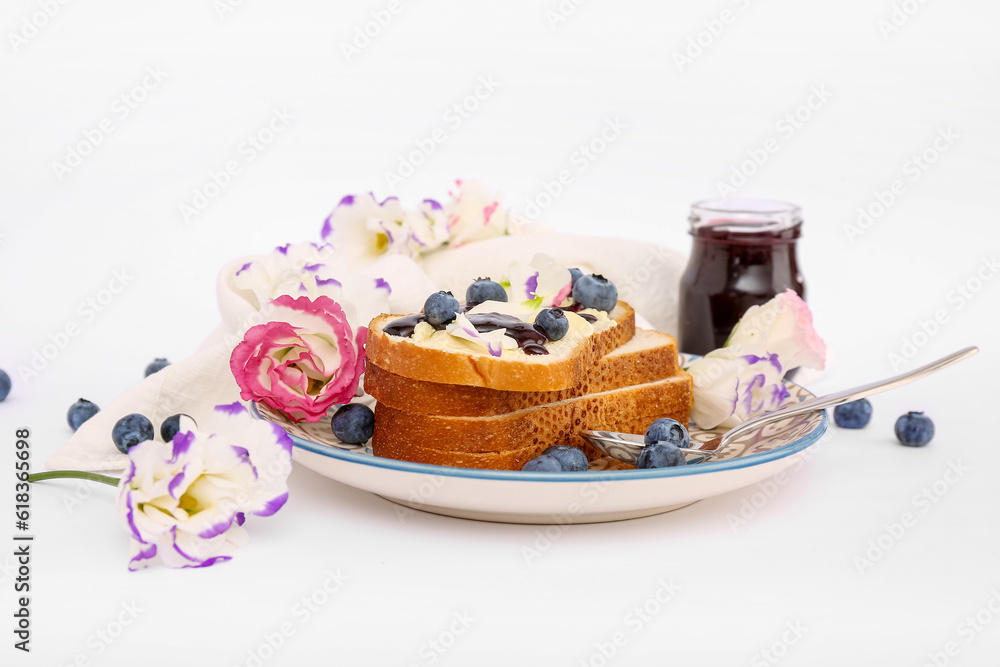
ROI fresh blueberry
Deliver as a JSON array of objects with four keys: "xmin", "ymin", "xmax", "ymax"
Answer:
[
  {"xmin": 644, "ymin": 417, "xmax": 690, "ymax": 448},
  {"xmin": 112, "ymin": 413, "xmax": 154, "ymax": 454},
  {"xmin": 522, "ymin": 454, "xmax": 563, "ymax": 472},
  {"xmin": 465, "ymin": 278, "xmax": 508, "ymax": 306},
  {"xmin": 534, "ymin": 308, "xmax": 569, "ymax": 341},
  {"xmin": 331, "ymin": 403, "xmax": 375, "ymax": 444},
  {"xmin": 568, "ymin": 268, "xmax": 583, "ymax": 288},
  {"xmin": 834, "ymin": 399, "xmax": 873, "ymax": 429},
  {"xmin": 542, "ymin": 445, "xmax": 588, "ymax": 471},
  {"xmin": 636, "ymin": 442, "xmax": 688, "ymax": 469},
  {"xmin": 572, "ymin": 274, "xmax": 618, "ymax": 312},
  {"xmin": 160, "ymin": 414, "xmax": 194, "ymax": 443},
  {"xmin": 0, "ymin": 369, "xmax": 10, "ymax": 402},
  {"xmin": 423, "ymin": 291, "xmax": 460, "ymax": 328},
  {"xmin": 145, "ymin": 358, "xmax": 170, "ymax": 377},
  {"xmin": 67, "ymin": 398, "xmax": 100, "ymax": 431},
  {"xmin": 895, "ymin": 411, "xmax": 934, "ymax": 447}
]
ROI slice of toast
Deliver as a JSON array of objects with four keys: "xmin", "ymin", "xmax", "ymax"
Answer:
[
  {"xmin": 371, "ymin": 372, "xmax": 693, "ymax": 470},
  {"xmin": 365, "ymin": 302, "xmax": 636, "ymax": 392},
  {"xmin": 365, "ymin": 328, "xmax": 680, "ymax": 417}
]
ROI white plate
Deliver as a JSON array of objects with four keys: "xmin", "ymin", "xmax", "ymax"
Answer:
[{"xmin": 250, "ymin": 371, "xmax": 828, "ymax": 524}]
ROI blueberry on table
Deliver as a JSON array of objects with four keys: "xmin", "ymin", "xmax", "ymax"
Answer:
[
  {"xmin": 572, "ymin": 274, "xmax": 618, "ymax": 312},
  {"xmin": 895, "ymin": 411, "xmax": 934, "ymax": 447},
  {"xmin": 160, "ymin": 414, "xmax": 194, "ymax": 443},
  {"xmin": 112, "ymin": 413, "xmax": 155, "ymax": 454},
  {"xmin": 522, "ymin": 455, "xmax": 563, "ymax": 472},
  {"xmin": 644, "ymin": 417, "xmax": 690, "ymax": 448},
  {"xmin": 67, "ymin": 398, "xmax": 100, "ymax": 431},
  {"xmin": 542, "ymin": 445, "xmax": 588, "ymax": 471},
  {"xmin": 465, "ymin": 278, "xmax": 508, "ymax": 306},
  {"xmin": 145, "ymin": 358, "xmax": 170, "ymax": 377},
  {"xmin": 834, "ymin": 399, "xmax": 872, "ymax": 429},
  {"xmin": 331, "ymin": 403, "xmax": 375, "ymax": 444},
  {"xmin": 636, "ymin": 442, "xmax": 687, "ymax": 469},
  {"xmin": 534, "ymin": 308, "xmax": 569, "ymax": 342},
  {"xmin": 423, "ymin": 291, "xmax": 460, "ymax": 328},
  {"xmin": 0, "ymin": 368, "xmax": 10, "ymax": 401}
]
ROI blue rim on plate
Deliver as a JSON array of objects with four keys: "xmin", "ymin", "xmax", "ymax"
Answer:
[{"xmin": 248, "ymin": 402, "xmax": 829, "ymax": 484}]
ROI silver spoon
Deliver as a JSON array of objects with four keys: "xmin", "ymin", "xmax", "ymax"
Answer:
[{"xmin": 581, "ymin": 346, "xmax": 979, "ymax": 466}]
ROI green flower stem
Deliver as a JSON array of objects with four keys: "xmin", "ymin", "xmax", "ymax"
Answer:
[{"xmin": 27, "ymin": 470, "xmax": 120, "ymax": 487}]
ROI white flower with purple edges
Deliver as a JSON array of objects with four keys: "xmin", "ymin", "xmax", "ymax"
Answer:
[
  {"xmin": 415, "ymin": 198, "xmax": 451, "ymax": 251},
  {"xmin": 115, "ymin": 403, "xmax": 293, "ymax": 571},
  {"xmin": 321, "ymin": 193, "xmax": 449, "ymax": 263},
  {"xmin": 687, "ymin": 344, "xmax": 790, "ymax": 429},
  {"xmin": 233, "ymin": 242, "xmax": 342, "ymax": 309},
  {"xmin": 231, "ymin": 241, "xmax": 391, "ymax": 332},
  {"xmin": 506, "ymin": 254, "xmax": 573, "ymax": 309},
  {"xmin": 444, "ymin": 179, "xmax": 508, "ymax": 247}
]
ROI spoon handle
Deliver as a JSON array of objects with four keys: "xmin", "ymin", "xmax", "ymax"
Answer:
[{"xmin": 720, "ymin": 346, "xmax": 979, "ymax": 443}]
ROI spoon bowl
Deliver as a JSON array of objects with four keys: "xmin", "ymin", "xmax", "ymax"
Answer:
[{"xmin": 581, "ymin": 346, "xmax": 979, "ymax": 466}]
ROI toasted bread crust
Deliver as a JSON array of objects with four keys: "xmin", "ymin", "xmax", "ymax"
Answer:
[
  {"xmin": 365, "ymin": 302, "xmax": 636, "ymax": 391},
  {"xmin": 366, "ymin": 329, "xmax": 680, "ymax": 417},
  {"xmin": 371, "ymin": 372, "xmax": 693, "ymax": 470}
]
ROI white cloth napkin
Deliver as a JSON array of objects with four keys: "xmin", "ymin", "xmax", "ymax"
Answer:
[{"xmin": 45, "ymin": 233, "xmax": 685, "ymax": 473}]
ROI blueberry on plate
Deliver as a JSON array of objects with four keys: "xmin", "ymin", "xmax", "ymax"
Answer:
[
  {"xmin": 542, "ymin": 445, "xmax": 588, "ymax": 471},
  {"xmin": 834, "ymin": 398, "xmax": 872, "ymax": 429},
  {"xmin": 534, "ymin": 308, "xmax": 569, "ymax": 342},
  {"xmin": 423, "ymin": 291, "xmax": 460, "ymax": 328},
  {"xmin": 160, "ymin": 414, "xmax": 194, "ymax": 443},
  {"xmin": 112, "ymin": 413, "xmax": 154, "ymax": 454},
  {"xmin": 331, "ymin": 403, "xmax": 375, "ymax": 444},
  {"xmin": 0, "ymin": 368, "xmax": 10, "ymax": 401},
  {"xmin": 572, "ymin": 274, "xmax": 618, "ymax": 312},
  {"xmin": 522, "ymin": 454, "xmax": 563, "ymax": 472},
  {"xmin": 67, "ymin": 398, "xmax": 100, "ymax": 431},
  {"xmin": 568, "ymin": 268, "xmax": 583, "ymax": 288},
  {"xmin": 465, "ymin": 278, "xmax": 508, "ymax": 306},
  {"xmin": 895, "ymin": 411, "xmax": 934, "ymax": 447},
  {"xmin": 145, "ymin": 358, "xmax": 170, "ymax": 377},
  {"xmin": 644, "ymin": 417, "xmax": 690, "ymax": 448},
  {"xmin": 636, "ymin": 442, "xmax": 687, "ymax": 469}
]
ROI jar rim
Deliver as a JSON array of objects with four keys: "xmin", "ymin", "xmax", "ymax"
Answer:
[{"xmin": 691, "ymin": 197, "xmax": 802, "ymax": 217}]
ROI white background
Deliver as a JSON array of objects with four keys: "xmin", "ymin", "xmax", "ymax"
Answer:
[{"xmin": 2, "ymin": 0, "xmax": 999, "ymax": 665}]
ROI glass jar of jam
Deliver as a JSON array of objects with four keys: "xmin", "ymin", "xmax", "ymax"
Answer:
[{"xmin": 678, "ymin": 198, "xmax": 805, "ymax": 355}]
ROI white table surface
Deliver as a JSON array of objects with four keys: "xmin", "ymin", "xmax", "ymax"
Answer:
[{"xmin": 2, "ymin": 0, "xmax": 998, "ymax": 664}]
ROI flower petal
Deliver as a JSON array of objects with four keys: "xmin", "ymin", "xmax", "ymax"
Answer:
[
  {"xmin": 444, "ymin": 179, "xmax": 508, "ymax": 246},
  {"xmin": 688, "ymin": 344, "xmax": 787, "ymax": 428},
  {"xmin": 446, "ymin": 314, "xmax": 516, "ymax": 357},
  {"xmin": 727, "ymin": 289, "xmax": 827, "ymax": 372}
]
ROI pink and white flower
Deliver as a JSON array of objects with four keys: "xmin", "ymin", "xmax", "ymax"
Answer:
[
  {"xmin": 726, "ymin": 289, "xmax": 827, "ymax": 371},
  {"xmin": 116, "ymin": 403, "xmax": 293, "ymax": 571},
  {"xmin": 688, "ymin": 291, "xmax": 826, "ymax": 428},
  {"xmin": 230, "ymin": 295, "xmax": 366, "ymax": 423},
  {"xmin": 687, "ymin": 344, "xmax": 790, "ymax": 429},
  {"xmin": 444, "ymin": 179, "xmax": 508, "ymax": 247}
]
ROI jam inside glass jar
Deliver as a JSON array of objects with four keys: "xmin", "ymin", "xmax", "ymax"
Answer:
[{"xmin": 678, "ymin": 198, "xmax": 805, "ymax": 355}]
